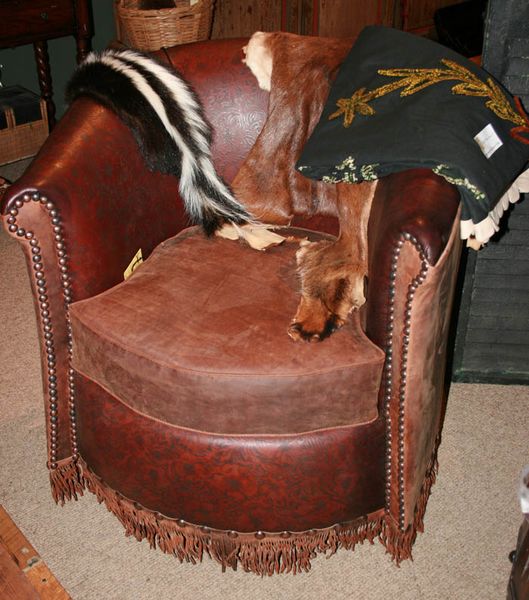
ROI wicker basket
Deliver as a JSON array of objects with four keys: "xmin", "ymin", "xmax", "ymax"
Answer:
[
  {"xmin": 115, "ymin": 0, "xmax": 215, "ymax": 52},
  {"xmin": 0, "ymin": 98, "xmax": 48, "ymax": 166}
]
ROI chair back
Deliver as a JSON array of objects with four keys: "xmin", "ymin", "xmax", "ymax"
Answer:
[{"xmin": 164, "ymin": 38, "xmax": 269, "ymax": 184}]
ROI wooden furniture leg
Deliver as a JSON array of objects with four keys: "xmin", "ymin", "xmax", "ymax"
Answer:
[{"xmin": 33, "ymin": 41, "xmax": 55, "ymax": 129}]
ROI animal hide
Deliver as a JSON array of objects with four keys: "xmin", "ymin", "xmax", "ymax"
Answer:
[
  {"xmin": 66, "ymin": 47, "xmax": 253, "ymax": 235},
  {"xmin": 232, "ymin": 32, "xmax": 378, "ymax": 341}
]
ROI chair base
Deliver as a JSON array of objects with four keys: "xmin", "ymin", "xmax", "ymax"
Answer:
[{"xmin": 46, "ymin": 450, "xmax": 440, "ymax": 574}]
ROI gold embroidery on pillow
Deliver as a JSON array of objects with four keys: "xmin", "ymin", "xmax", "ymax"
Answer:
[
  {"xmin": 319, "ymin": 157, "xmax": 380, "ymax": 184},
  {"xmin": 330, "ymin": 88, "xmax": 374, "ymax": 128},
  {"xmin": 432, "ymin": 164, "xmax": 487, "ymax": 202},
  {"xmin": 329, "ymin": 59, "xmax": 526, "ymax": 133}
]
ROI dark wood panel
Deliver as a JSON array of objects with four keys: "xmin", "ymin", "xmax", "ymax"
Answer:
[
  {"xmin": 300, "ymin": 0, "xmax": 314, "ymax": 35},
  {"xmin": 211, "ymin": 0, "xmax": 282, "ymax": 39},
  {"xmin": 282, "ymin": 0, "xmax": 314, "ymax": 35},
  {"xmin": 283, "ymin": 0, "xmax": 303, "ymax": 34},
  {"xmin": 318, "ymin": 0, "xmax": 395, "ymax": 39},
  {"xmin": 463, "ymin": 315, "xmax": 529, "ymax": 331},
  {"xmin": 474, "ymin": 258, "xmax": 529, "ymax": 275},
  {"xmin": 402, "ymin": 0, "xmax": 461, "ymax": 32},
  {"xmin": 462, "ymin": 343, "xmax": 529, "ymax": 369},
  {"xmin": 468, "ymin": 300, "xmax": 529, "ymax": 318},
  {"xmin": 470, "ymin": 286, "xmax": 529, "ymax": 304},
  {"xmin": 0, "ymin": 0, "xmax": 75, "ymax": 48},
  {"xmin": 211, "ymin": 1, "xmax": 398, "ymax": 40},
  {"xmin": 466, "ymin": 327, "xmax": 529, "ymax": 344},
  {"xmin": 474, "ymin": 274, "xmax": 529, "ymax": 291}
]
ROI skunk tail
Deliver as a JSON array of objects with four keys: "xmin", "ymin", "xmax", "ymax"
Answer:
[{"xmin": 66, "ymin": 48, "xmax": 253, "ymax": 235}]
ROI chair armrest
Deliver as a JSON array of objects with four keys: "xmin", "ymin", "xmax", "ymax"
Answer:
[
  {"xmin": 1, "ymin": 97, "xmax": 188, "ymax": 482},
  {"xmin": 2, "ymin": 97, "xmax": 188, "ymax": 302},
  {"xmin": 366, "ymin": 168, "xmax": 461, "ymax": 348},
  {"xmin": 365, "ymin": 169, "xmax": 462, "ymax": 545}
]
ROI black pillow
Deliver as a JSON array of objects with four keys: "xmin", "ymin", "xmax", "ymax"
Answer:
[{"xmin": 296, "ymin": 26, "xmax": 529, "ymax": 243}]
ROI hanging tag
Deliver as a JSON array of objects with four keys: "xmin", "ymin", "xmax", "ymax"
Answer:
[
  {"xmin": 123, "ymin": 248, "xmax": 143, "ymax": 280},
  {"xmin": 474, "ymin": 123, "xmax": 503, "ymax": 158}
]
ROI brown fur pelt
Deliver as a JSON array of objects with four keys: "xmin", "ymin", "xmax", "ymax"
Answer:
[{"xmin": 232, "ymin": 32, "xmax": 377, "ymax": 342}]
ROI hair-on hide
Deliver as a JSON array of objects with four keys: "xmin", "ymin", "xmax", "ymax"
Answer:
[
  {"xmin": 66, "ymin": 48, "xmax": 253, "ymax": 235},
  {"xmin": 234, "ymin": 32, "xmax": 376, "ymax": 342}
]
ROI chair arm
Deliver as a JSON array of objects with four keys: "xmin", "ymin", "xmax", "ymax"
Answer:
[
  {"xmin": 1, "ymin": 97, "xmax": 187, "ymax": 479},
  {"xmin": 365, "ymin": 168, "xmax": 462, "ymax": 543},
  {"xmin": 366, "ymin": 168, "xmax": 461, "ymax": 348},
  {"xmin": 2, "ymin": 97, "xmax": 188, "ymax": 302}
]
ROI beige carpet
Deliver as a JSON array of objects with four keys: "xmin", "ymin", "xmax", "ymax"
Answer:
[{"xmin": 1, "ymin": 161, "xmax": 528, "ymax": 599}]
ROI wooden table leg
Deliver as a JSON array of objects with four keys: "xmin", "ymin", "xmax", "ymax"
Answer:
[
  {"xmin": 33, "ymin": 40, "xmax": 56, "ymax": 130},
  {"xmin": 74, "ymin": 0, "xmax": 93, "ymax": 63}
]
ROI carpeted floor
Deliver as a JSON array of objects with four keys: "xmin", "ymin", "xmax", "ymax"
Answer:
[{"xmin": 1, "ymin": 160, "xmax": 528, "ymax": 599}]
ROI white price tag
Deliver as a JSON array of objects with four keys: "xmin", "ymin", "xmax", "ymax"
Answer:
[{"xmin": 474, "ymin": 123, "xmax": 503, "ymax": 158}]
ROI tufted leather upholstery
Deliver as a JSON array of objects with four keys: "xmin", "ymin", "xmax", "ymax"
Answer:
[{"xmin": 1, "ymin": 37, "xmax": 462, "ymax": 573}]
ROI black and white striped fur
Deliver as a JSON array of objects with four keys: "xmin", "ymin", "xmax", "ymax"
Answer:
[{"xmin": 66, "ymin": 47, "xmax": 253, "ymax": 235}]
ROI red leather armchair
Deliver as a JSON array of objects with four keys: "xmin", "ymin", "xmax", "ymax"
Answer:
[{"xmin": 1, "ymin": 38, "xmax": 462, "ymax": 575}]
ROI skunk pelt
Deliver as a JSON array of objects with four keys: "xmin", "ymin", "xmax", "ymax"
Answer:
[{"xmin": 66, "ymin": 47, "xmax": 253, "ymax": 235}]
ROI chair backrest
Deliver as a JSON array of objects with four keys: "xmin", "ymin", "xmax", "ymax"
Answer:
[
  {"xmin": 164, "ymin": 38, "xmax": 269, "ymax": 185},
  {"xmin": 164, "ymin": 37, "xmax": 461, "ymax": 264},
  {"xmin": 164, "ymin": 38, "xmax": 343, "ymax": 236}
]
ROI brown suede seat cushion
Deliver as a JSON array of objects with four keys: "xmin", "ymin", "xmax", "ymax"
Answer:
[{"xmin": 70, "ymin": 227, "xmax": 385, "ymax": 435}]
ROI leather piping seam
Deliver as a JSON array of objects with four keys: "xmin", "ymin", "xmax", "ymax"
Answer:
[{"xmin": 73, "ymin": 366, "xmax": 381, "ymax": 437}]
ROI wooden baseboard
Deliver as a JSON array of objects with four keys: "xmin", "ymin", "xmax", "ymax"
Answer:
[{"xmin": 0, "ymin": 505, "xmax": 70, "ymax": 599}]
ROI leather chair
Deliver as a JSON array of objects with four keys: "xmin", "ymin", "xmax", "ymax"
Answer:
[{"xmin": 1, "ymin": 38, "xmax": 462, "ymax": 575}]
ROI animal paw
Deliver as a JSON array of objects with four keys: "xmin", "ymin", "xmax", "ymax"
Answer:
[
  {"xmin": 288, "ymin": 239, "xmax": 367, "ymax": 342},
  {"xmin": 288, "ymin": 297, "xmax": 345, "ymax": 342}
]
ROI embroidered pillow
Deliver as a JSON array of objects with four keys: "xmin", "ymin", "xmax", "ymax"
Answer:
[{"xmin": 296, "ymin": 26, "xmax": 529, "ymax": 244}]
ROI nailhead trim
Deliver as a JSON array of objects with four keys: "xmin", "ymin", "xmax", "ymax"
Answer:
[
  {"xmin": 383, "ymin": 233, "xmax": 429, "ymax": 530},
  {"xmin": 7, "ymin": 191, "xmax": 78, "ymax": 468},
  {"xmin": 80, "ymin": 458, "xmax": 385, "ymax": 558}
]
